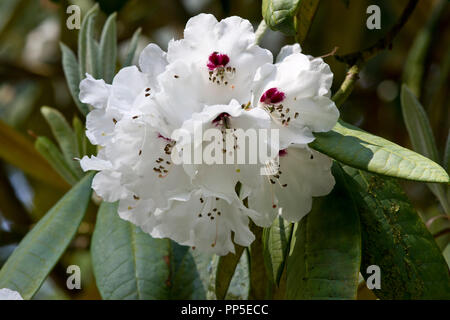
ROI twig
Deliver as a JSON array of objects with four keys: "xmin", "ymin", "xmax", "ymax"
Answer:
[{"xmin": 331, "ymin": 0, "xmax": 419, "ymax": 107}]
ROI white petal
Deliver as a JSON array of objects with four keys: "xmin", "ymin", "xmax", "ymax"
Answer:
[
  {"xmin": 109, "ymin": 66, "xmax": 150, "ymax": 113},
  {"xmin": 85, "ymin": 108, "xmax": 120, "ymax": 146},
  {"xmin": 0, "ymin": 288, "xmax": 23, "ymax": 300},
  {"xmin": 276, "ymin": 147, "xmax": 335, "ymax": 222},
  {"xmin": 79, "ymin": 155, "xmax": 112, "ymax": 171},
  {"xmin": 276, "ymin": 43, "xmax": 302, "ymax": 63},
  {"xmin": 79, "ymin": 74, "xmax": 111, "ymax": 109},
  {"xmin": 91, "ymin": 171, "xmax": 127, "ymax": 202},
  {"xmin": 139, "ymin": 43, "xmax": 168, "ymax": 78},
  {"xmin": 151, "ymin": 191, "xmax": 254, "ymax": 255}
]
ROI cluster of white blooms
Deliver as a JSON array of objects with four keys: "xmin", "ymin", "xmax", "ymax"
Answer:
[{"xmin": 80, "ymin": 14, "xmax": 339, "ymax": 255}]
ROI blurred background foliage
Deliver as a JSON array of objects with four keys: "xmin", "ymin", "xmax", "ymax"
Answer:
[{"xmin": 0, "ymin": 0, "xmax": 448, "ymax": 299}]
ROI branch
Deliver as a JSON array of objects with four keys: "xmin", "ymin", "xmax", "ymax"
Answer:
[{"xmin": 331, "ymin": 0, "xmax": 419, "ymax": 106}]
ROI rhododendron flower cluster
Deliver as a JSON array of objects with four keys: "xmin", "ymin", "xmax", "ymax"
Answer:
[{"xmin": 80, "ymin": 14, "xmax": 339, "ymax": 255}]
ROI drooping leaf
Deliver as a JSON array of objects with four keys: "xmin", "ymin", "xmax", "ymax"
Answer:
[
  {"xmin": 444, "ymin": 130, "xmax": 450, "ymax": 173},
  {"xmin": 208, "ymin": 250, "xmax": 250, "ymax": 300},
  {"xmin": 400, "ymin": 85, "xmax": 448, "ymax": 213},
  {"xmin": 248, "ymin": 224, "xmax": 269, "ymax": 299},
  {"xmin": 99, "ymin": 13, "xmax": 117, "ymax": 83},
  {"xmin": 78, "ymin": 4, "xmax": 99, "ymax": 79},
  {"xmin": 402, "ymin": 0, "xmax": 446, "ymax": 98},
  {"xmin": 295, "ymin": 0, "xmax": 320, "ymax": 43},
  {"xmin": 263, "ymin": 216, "xmax": 293, "ymax": 286},
  {"xmin": 262, "ymin": 0, "xmax": 301, "ymax": 36},
  {"xmin": 60, "ymin": 43, "xmax": 89, "ymax": 116},
  {"xmin": 215, "ymin": 245, "xmax": 245, "ymax": 300},
  {"xmin": 400, "ymin": 85, "xmax": 440, "ymax": 164},
  {"xmin": 286, "ymin": 164, "xmax": 361, "ymax": 299},
  {"xmin": 123, "ymin": 27, "xmax": 141, "ymax": 67},
  {"xmin": 310, "ymin": 119, "xmax": 450, "ymax": 184},
  {"xmin": 35, "ymin": 136, "xmax": 79, "ymax": 186},
  {"xmin": 0, "ymin": 173, "xmax": 94, "ymax": 300},
  {"xmin": 91, "ymin": 202, "xmax": 205, "ymax": 300},
  {"xmin": 41, "ymin": 107, "xmax": 83, "ymax": 178},
  {"xmin": 72, "ymin": 116, "xmax": 86, "ymax": 158},
  {"xmin": 345, "ymin": 167, "xmax": 450, "ymax": 299},
  {"xmin": 0, "ymin": 119, "xmax": 67, "ymax": 189}
]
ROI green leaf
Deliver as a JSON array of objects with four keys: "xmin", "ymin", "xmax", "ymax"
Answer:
[
  {"xmin": 99, "ymin": 13, "xmax": 117, "ymax": 83},
  {"xmin": 286, "ymin": 164, "xmax": 361, "ymax": 299},
  {"xmin": 345, "ymin": 167, "xmax": 450, "ymax": 299},
  {"xmin": 0, "ymin": 119, "xmax": 67, "ymax": 189},
  {"xmin": 295, "ymin": 0, "xmax": 320, "ymax": 43},
  {"xmin": 248, "ymin": 224, "xmax": 269, "ymax": 299},
  {"xmin": 123, "ymin": 27, "xmax": 141, "ymax": 67},
  {"xmin": 400, "ymin": 85, "xmax": 448, "ymax": 213},
  {"xmin": 72, "ymin": 116, "xmax": 86, "ymax": 158},
  {"xmin": 215, "ymin": 245, "xmax": 245, "ymax": 300},
  {"xmin": 91, "ymin": 202, "xmax": 204, "ymax": 299},
  {"xmin": 60, "ymin": 43, "xmax": 90, "ymax": 116},
  {"xmin": 444, "ymin": 130, "xmax": 450, "ymax": 173},
  {"xmin": 263, "ymin": 216, "xmax": 293, "ymax": 286},
  {"xmin": 402, "ymin": 0, "xmax": 446, "ymax": 98},
  {"xmin": 78, "ymin": 4, "xmax": 99, "ymax": 79},
  {"xmin": 262, "ymin": 0, "xmax": 301, "ymax": 36},
  {"xmin": 0, "ymin": 173, "xmax": 94, "ymax": 299},
  {"xmin": 400, "ymin": 85, "xmax": 440, "ymax": 164},
  {"xmin": 208, "ymin": 251, "xmax": 250, "ymax": 299},
  {"xmin": 310, "ymin": 119, "xmax": 450, "ymax": 184},
  {"xmin": 41, "ymin": 107, "xmax": 83, "ymax": 178},
  {"xmin": 35, "ymin": 136, "xmax": 79, "ymax": 186}
]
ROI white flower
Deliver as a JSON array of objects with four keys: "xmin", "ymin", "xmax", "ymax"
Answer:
[
  {"xmin": 252, "ymin": 44, "xmax": 339, "ymax": 149},
  {"xmin": 80, "ymin": 44, "xmax": 168, "ymax": 146},
  {"xmin": 79, "ymin": 15, "xmax": 338, "ymax": 255},
  {"xmin": 167, "ymin": 14, "xmax": 273, "ymax": 104},
  {"xmin": 173, "ymin": 99, "xmax": 277, "ymax": 205},
  {"xmin": 150, "ymin": 191, "xmax": 255, "ymax": 255},
  {"xmin": 151, "ymin": 14, "xmax": 273, "ymax": 135},
  {"xmin": 80, "ymin": 44, "xmax": 193, "ymax": 234},
  {"xmin": 247, "ymin": 146, "xmax": 335, "ymax": 223},
  {"xmin": 0, "ymin": 288, "xmax": 23, "ymax": 300}
]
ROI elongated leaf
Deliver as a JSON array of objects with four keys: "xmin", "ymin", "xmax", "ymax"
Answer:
[
  {"xmin": 295, "ymin": 0, "xmax": 320, "ymax": 43},
  {"xmin": 286, "ymin": 164, "xmax": 361, "ymax": 299},
  {"xmin": 72, "ymin": 116, "xmax": 86, "ymax": 158},
  {"xmin": 35, "ymin": 137, "xmax": 79, "ymax": 186},
  {"xmin": 124, "ymin": 28, "xmax": 141, "ymax": 67},
  {"xmin": 345, "ymin": 167, "xmax": 450, "ymax": 299},
  {"xmin": 0, "ymin": 120, "xmax": 67, "ymax": 189},
  {"xmin": 262, "ymin": 0, "xmax": 301, "ymax": 36},
  {"xmin": 249, "ymin": 224, "xmax": 269, "ymax": 299},
  {"xmin": 310, "ymin": 119, "xmax": 450, "ymax": 184},
  {"xmin": 400, "ymin": 85, "xmax": 448, "ymax": 212},
  {"xmin": 41, "ymin": 107, "xmax": 82, "ymax": 178},
  {"xmin": 402, "ymin": 0, "xmax": 446, "ymax": 98},
  {"xmin": 91, "ymin": 202, "xmax": 204, "ymax": 300},
  {"xmin": 99, "ymin": 13, "xmax": 117, "ymax": 83},
  {"xmin": 60, "ymin": 43, "xmax": 89, "ymax": 116},
  {"xmin": 78, "ymin": 4, "xmax": 99, "ymax": 79},
  {"xmin": 444, "ymin": 130, "xmax": 450, "ymax": 173},
  {"xmin": 263, "ymin": 216, "xmax": 293, "ymax": 286},
  {"xmin": 208, "ymin": 251, "xmax": 250, "ymax": 300},
  {"xmin": 215, "ymin": 245, "xmax": 245, "ymax": 300},
  {"xmin": 0, "ymin": 173, "xmax": 93, "ymax": 299},
  {"xmin": 400, "ymin": 85, "xmax": 440, "ymax": 163}
]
